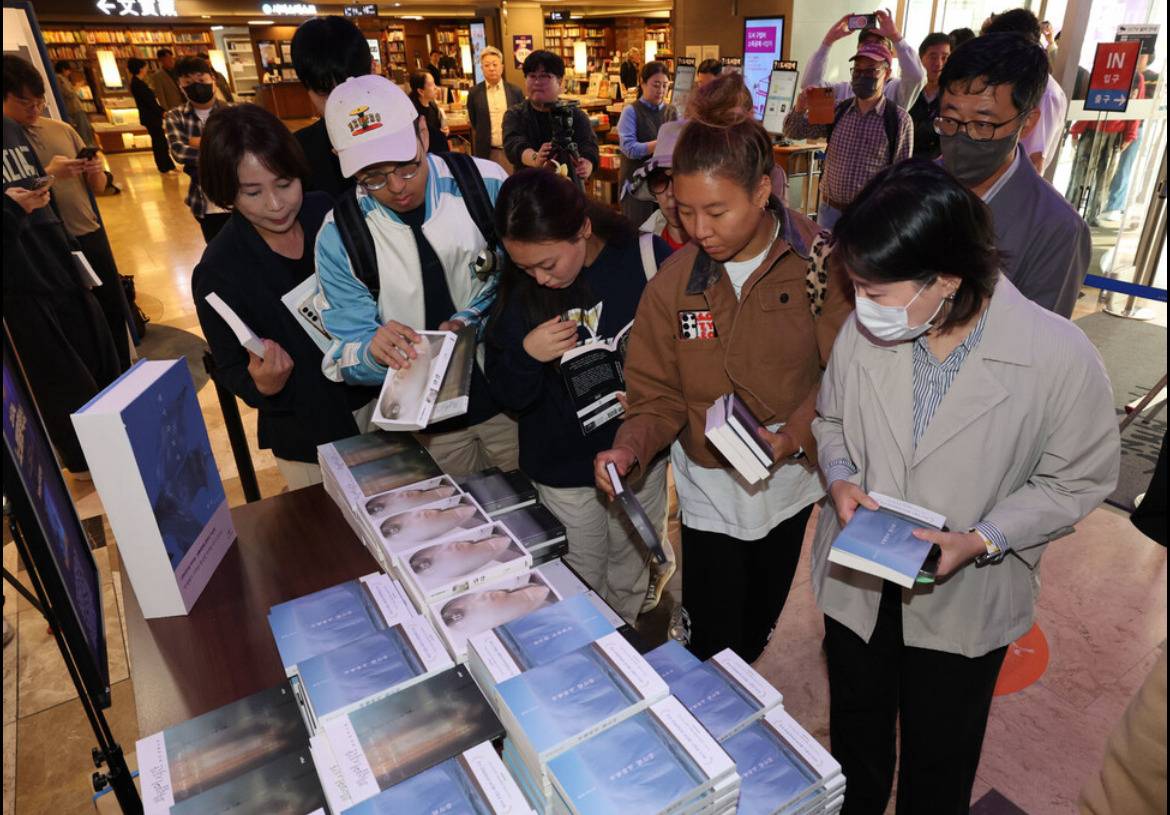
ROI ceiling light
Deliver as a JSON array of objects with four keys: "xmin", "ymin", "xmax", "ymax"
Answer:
[
  {"xmin": 248, "ymin": 20, "xmax": 275, "ymax": 25},
  {"xmin": 211, "ymin": 25, "xmax": 224, "ymax": 30}
]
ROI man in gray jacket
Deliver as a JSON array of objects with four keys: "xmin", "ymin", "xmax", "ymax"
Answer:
[
  {"xmin": 936, "ymin": 32, "xmax": 1089, "ymax": 318},
  {"xmin": 149, "ymin": 48, "xmax": 185, "ymax": 113}
]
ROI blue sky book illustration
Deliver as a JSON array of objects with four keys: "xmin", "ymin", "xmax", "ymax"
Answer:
[
  {"xmin": 670, "ymin": 663, "xmax": 760, "ymax": 741},
  {"xmin": 121, "ymin": 361, "xmax": 224, "ymax": 570},
  {"xmin": 723, "ymin": 722, "xmax": 818, "ymax": 815},
  {"xmin": 299, "ymin": 628, "xmax": 423, "ymax": 719},
  {"xmin": 644, "ymin": 640, "xmax": 701, "ymax": 687},
  {"xmin": 347, "ymin": 667, "xmax": 502, "ymax": 789},
  {"xmin": 499, "ymin": 645, "xmax": 639, "ymax": 754},
  {"xmin": 269, "ymin": 580, "xmax": 384, "ymax": 669},
  {"xmin": 833, "ymin": 505, "xmax": 935, "ymax": 584},
  {"xmin": 548, "ymin": 712, "xmax": 705, "ymax": 815},
  {"xmin": 498, "ymin": 594, "xmax": 615, "ymax": 670},
  {"xmin": 168, "ymin": 747, "xmax": 325, "ymax": 815},
  {"xmin": 341, "ymin": 759, "xmax": 483, "ymax": 815}
]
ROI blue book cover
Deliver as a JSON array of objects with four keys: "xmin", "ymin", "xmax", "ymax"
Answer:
[
  {"xmin": 341, "ymin": 760, "xmax": 482, "ymax": 815},
  {"xmin": 497, "ymin": 594, "xmax": 616, "ymax": 670},
  {"xmin": 168, "ymin": 748, "xmax": 326, "ymax": 815},
  {"xmin": 548, "ymin": 712, "xmax": 705, "ymax": 815},
  {"xmin": 723, "ymin": 722, "xmax": 818, "ymax": 815},
  {"xmin": 644, "ymin": 640, "xmax": 701, "ymax": 687},
  {"xmin": 498, "ymin": 645, "xmax": 640, "ymax": 755},
  {"xmin": 269, "ymin": 580, "xmax": 384, "ymax": 670},
  {"xmin": 299, "ymin": 628, "xmax": 424, "ymax": 720},
  {"xmin": 670, "ymin": 663, "xmax": 760, "ymax": 741},
  {"xmin": 830, "ymin": 506, "xmax": 935, "ymax": 587}
]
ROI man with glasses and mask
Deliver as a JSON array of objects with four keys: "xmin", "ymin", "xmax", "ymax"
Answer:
[
  {"xmin": 502, "ymin": 50, "xmax": 599, "ymax": 181},
  {"xmin": 784, "ymin": 40, "xmax": 913, "ymax": 230},
  {"xmin": 164, "ymin": 55, "xmax": 229, "ymax": 241},
  {"xmin": 315, "ymin": 75, "xmax": 518, "ymax": 475},
  {"xmin": 936, "ymin": 32, "xmax": 1088, "ymax": 318}
]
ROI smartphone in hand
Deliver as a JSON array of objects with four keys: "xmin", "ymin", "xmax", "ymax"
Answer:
[
  {"xmin": 22, "ymin": 175, "xmax": 54, "ymax": 191},
  {"xmin": 76, "ymin": 146, "xmax": 100, "ymax": 160},
  {"xmin": 847, "ymin": 13, "xmax": 878, "ymax": 30}
]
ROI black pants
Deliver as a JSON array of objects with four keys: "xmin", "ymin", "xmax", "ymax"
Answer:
[
  {"xmin": 76, "ymin": 228, "xmax": 132, "ymax": 372},
  {"xmin": 824, "ymin": 582, "xmax": 1007, "ymax": 815},
  {"xmin": 198, "ymin": 212, "xmax": 231, "ymax": 243},
  {"xmin": 144, "ymin": 119, "xmax": 175, "ymax": 172},
  {"xmin": 680, "ymin": 504, "xmax": 811, "ymax": 662}
]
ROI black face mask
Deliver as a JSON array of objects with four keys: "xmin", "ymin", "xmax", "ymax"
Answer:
[{"xmin": 183, "ymin": 82, "xmax": 214, "ymax": 105}]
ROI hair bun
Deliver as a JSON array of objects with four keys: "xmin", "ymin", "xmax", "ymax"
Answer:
[{"xmin": 686, "ymin": 72, "xmax": 754, "ymax": 127}]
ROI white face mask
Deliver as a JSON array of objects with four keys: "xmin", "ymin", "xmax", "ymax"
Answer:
[{"xmin": 855, "ymin": 281, "xmax": 947, "ymax": 342}]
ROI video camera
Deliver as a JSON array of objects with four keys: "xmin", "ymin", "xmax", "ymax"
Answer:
[{"xmin": 550, "ymin": 99, "xmax": 581, "ymax": 155}]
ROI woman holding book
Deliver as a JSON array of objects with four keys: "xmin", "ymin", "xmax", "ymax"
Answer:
[
  {"xmin": 486, "ymin": 169, "xmax": 672, "ymax": 624},
  {"xmin": 192, "ymin": 104, "xmax": 374, "ymax": 489},
  {"xmin": 812, "ymin": 160, "xmax": 1119, "ymax": 813},
  {"xmin": 594, "ymin": 82, "xmax": 853, "ymax": 662}
]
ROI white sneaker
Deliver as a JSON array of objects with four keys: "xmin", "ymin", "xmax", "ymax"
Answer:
[{"xmin": 641, "ymin": 558, "xmax": 677, "ymax": 614}]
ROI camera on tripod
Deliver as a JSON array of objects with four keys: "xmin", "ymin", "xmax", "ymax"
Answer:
[{"xmin": 550, "ymin": 99, "xmax": 580, "ymax": 152}]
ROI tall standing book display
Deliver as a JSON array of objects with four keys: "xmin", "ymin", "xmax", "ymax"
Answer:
[{"xmin": 2, "ymin": 328, "xmax": 142, "ymax": 812}]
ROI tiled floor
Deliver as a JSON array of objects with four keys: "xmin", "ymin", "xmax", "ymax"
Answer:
[{"xmin": 2, "ymin": 149, "xmax": 1166, "ymax": 815}]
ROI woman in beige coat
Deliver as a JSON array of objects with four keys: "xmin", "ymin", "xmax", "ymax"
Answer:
[{"xmin": 812, "ymin": 161, "xmax": 1120, "ymax": 815}]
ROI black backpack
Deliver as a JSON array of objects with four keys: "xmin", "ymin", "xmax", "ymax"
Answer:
[
  {"xmin": 826, "ymin": 97, "xmax": 902, "ymax": 164},
  {"xmin": 331, "ymin": 152, "xmax": 499, "ymax": 297}
]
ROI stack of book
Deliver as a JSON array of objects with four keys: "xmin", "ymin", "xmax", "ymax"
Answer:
[
  {"xmin": 394, "ymin": 521, "xmax": 534, "ymax": 609},
  {"xmin": 136, "ymin": 682, "xmax": 324, "ymax": 815},
  {"xmin": 704, "ymin": 393, "xmax": 776, "ymax": 484},
  {"xmin": 722, "ymin": 708, "xmax": 845, "ymax": 814},
  {"xmin": 457, "ymin": 467, "xmax": 538, "ymax": 515},
  {"xmin": 667, "ymin": 648, "xmax": 784, "ymax": 741},
  {"xmin": 545, "ymin": 695, "xmax": 741, "ymax": 815},
  {"xmin": 495, "ymin": 503, "xmax": 570, "ymax": 565},
  {"xmin": 495, "ymin": 632, "xmax": 670, "ymax": 812}
]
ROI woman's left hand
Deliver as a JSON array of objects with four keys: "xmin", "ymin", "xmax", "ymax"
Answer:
[
  {"xmin": 911, "ymin": 529, "xmax": 988, "ymax": 579},
  {"xmin": 756, "ymin": 427, "xmax": 800, "ymax": 462}
]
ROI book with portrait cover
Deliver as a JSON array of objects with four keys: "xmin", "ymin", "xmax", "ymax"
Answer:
[
  {"xmin": 374, "ymin": 493, "xmax": 494, "ymax": 558},
  {"xmin": 71, "ymin": 359, "xmax": 235, "ymax": 619},
  {"xmin": 318, "ymin": 431, "xmax": 441, "ymax": 506},
  {"xmin": 669, "ymin": 649, "xmax": 783, "ymax": 741},
  {"xmin": 828, "ymin": 492, "xmax": 946, "ymax": 589},
  {"xmin": 429, "ymin": 324, "xmax": 477, "ymax": 424},
  {"xmin": 395, "ymin": 521, "xmax": 532, "ymax": 607},
  {"xmin": 136, "ymin": 682, "xmax": 309, "ymax": 815},
  {"xmin": 371, "ymin": 330, "xmax": 458, "ymax": 432},
  {"xmin": 298, "ymin": 615, "xmax": 453, "ymax": 732},
  {"xmin": 167, "ymin": 746, "xmax": 327, "ymax": 815},
  {"xmin": 547, "ymin": 695, "xmax": 737, "ymax": 815},
  {"xmin": 267, "ymin": 573, "xmax": 416, "ymax": 676},
  {"xmin": 430, "ymin": 569, "xmax": 563, "ymax": 662},
  {"xmin": 317, "ymin": 666, "xmax": 503, "ymax": 805},
  {"xmin": 360, "ymin": 475, "xmax": 461, "ymax": 530},
  {"xmin": 456, "ymin": 467, "xmax": 538, "ymax": 516}
]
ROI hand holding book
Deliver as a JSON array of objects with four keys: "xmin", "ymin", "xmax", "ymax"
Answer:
[
  {"xmin": 828, "ymin": 480, "xmax": 880, "ymax": 528},
  {"xmin": 524, "ymin": 316, "xmax": 579, "ymax": 363},
  {"xmin": 910, "ymin": 528, "xmax": 989, "ymax": 578},
  {"xmin": 756, "ymin": 426, "xmax": 801, "ymax": 461},
  {"xmin": 370, "ymin": 320, "xmax": 422, "ymax": 370},
  {"xmin": 593, "ymin": 447, "xmax": 637, "ymax": 500},
  {"xmin": 247, "ymin": 339, "xmax": 293, "ymax": 396}
]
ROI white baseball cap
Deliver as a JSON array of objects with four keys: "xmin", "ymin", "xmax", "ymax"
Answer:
[{"xmin": 325, "ymin": 75, "xmax": 419, "ymax": 178}]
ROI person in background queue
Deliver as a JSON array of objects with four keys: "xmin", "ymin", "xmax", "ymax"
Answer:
[
  {"xmin": 812, "ymin": 160, "xmax": 1118, "ymax": 815},
  {"xmin": 784, "ymin": 40, "xmax": 913, "ymax": 230},
  {"xmin": 193, "ymin": 104, "xmax": 369, "ymax": 489},
  {"xmin": 503, "ymin": 50, "xmax": 599, "ymax": 181},
  {"xmin": 618, "ymin": 61, "xmax": 678, "ymax": 226},
  {"xmin": 486, "ymin": 170, "xmax": 673, "ymax": 622},
  {"xmin": 936, "ymin": 32, "xmax": 1088, "ymax": 318},
  {"xmin": 128, "ymin": 57, "xmax": 176, "ymax": 173},
  {"xmin": 620, "ymin": 48, "xmax": 641, "ymax": 91},
  {"xmin": 594, "ymin": 88, "xmax": 853, "ymax": 662},
  {"xmin": 315, "ymin": 76, "xmax": 518, "ymax": 475},
  {"xmin": 695, "ymin": 59, "xmax": 722, "ymax": 87},
  {"xmin": 800, "ymin": 10, "xmax": 925, "ymax": 110},
  {"xmin": 290, "ymin": 15, "xmax": 373, "ymax": 199},
  {"xmin": 149, "ymin": 47, "xmax": 185, "ymax": 113},
  {"xmin": 53, "ymin": 61, "xmax": 96, "ymax": 148},
  {"xmin": 467, "ymin": 46, "xmax": 524, "ymax": 173},
  {"xmin": 164, "ymin": 55, "xmax": 230, "ymax": 242},
  {"xmin": 907, "ymin": 32, "xmax": 953, "ymax": 159},
  {"xmin": 409, "ymin": 70, "xmax": 451, "ymax": 154}
]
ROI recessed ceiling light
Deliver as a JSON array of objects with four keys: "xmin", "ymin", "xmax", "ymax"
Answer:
[
  {"xmin": 211, "ymin": 25, "xmax": 224, "ymax": 30},
  {"xmin": 248, "ymin": 20, "xmax": 275, "ymax": 25}
]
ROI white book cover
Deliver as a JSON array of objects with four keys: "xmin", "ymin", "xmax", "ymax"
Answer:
[
  {"xmin": 374, "ymin": 493, "xmax": 494, "ymax": 557},
  {"xmin": 204, "ymin": 292, "xmax": 266, "ymax": 358},
  {"xmin": 371, "ymin": 330, "xmax": 458, "ymax": 432},
  {"xmin": 429, "ymin": 324, "xmax": 476, "ymax": 424},
  {"xmin": 711, "ymin": 648, "xmax": 784, "ymax": 712},
  {"xmin": 72, "ymin": 359, "xmax": 234, "ymax": 618},
  {"xmin": 395, "ymin": 522, "xmax": 533, "ymax": 607},
  {"xmin": 430, "ymin": 569, "xmax": 562, "ymax": 662},
  {"xmin": 316, "ymin": 431, "xmax": 443, "ymax": 509},
  {"xmin": 282, "ymin": 275, "xmax": 333, "ymax": 354},
  {"xmin": 358, "ymin": 474, "xmax": 462, "ymax": 544}
]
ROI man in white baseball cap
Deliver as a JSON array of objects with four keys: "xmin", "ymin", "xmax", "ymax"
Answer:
[{"xmin": 314, "ymin": 74, "xmax": 519, "ymax": 475}]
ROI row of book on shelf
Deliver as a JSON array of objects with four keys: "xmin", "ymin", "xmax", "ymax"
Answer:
[{"xmin": 133, "ymin": 427, "xmax": 845, "ymax": 814}]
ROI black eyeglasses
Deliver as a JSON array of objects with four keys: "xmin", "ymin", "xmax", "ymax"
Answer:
[
  {"xmin": 647, "ymin": 169, "xmax": 672, "ymax": 195},
  {"xmin": 356, "ymin": 143, "xmax": 424, "ymax": 192},
  {"xmin": 933, "ymin": 112, "xmax": 1026, "ymax": 141}
]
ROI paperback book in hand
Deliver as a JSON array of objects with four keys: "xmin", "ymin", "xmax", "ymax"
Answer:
[
  {"xmin": 828, "ymin": 492, "xmax": 946, "ymax": 589},
  {"xmin": 372, "ymin": 330, "xmax": 463, "ymax": 431},
  {"xmin": 559, "ymin": 320, "xmax": 635, "ymax": 435}
]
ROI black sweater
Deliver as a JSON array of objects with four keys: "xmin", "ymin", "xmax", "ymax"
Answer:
[
  {"xmin": 486, "ymin": 235, "xmax": 670, "ymax": 488},
  {"xmin": 192, "ymin": 192, "xmax": 375, "ymax": 462}
]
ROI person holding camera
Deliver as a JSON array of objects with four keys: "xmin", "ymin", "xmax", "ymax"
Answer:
[{"xmin": 502, "ymin": 50, "xmax": 599, "ymax": 181}]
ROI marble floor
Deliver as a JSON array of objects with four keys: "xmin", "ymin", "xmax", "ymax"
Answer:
[{"xmin": 2, "ymin": 149, "xmax": 1166, "ymax": 815}]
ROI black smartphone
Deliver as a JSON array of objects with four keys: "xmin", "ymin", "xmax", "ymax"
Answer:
[
  {"xmin": 21, "ymin": 175, "xmax": 54, "ymax": 191},
  {"xmin": 76, "ymin": 146, "xmax": 100, "ymax": 160},
  {"xmin": 847, "ymin": 13, "xmax": 878, "ymax": 30},
  {"xmin": 916, "ymin": 544, "xmax": 943, "ymax": 584}
]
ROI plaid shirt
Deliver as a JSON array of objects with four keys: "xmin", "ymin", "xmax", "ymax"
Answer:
[
  {"xmin": 164, "ymin": 101, "xmax": 224, "ymax": 218},
  {"xmin": 784, "ymin": 96, "xmax": 912, "ymax": 207}
]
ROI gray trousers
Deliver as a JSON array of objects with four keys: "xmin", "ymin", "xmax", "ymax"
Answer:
[{"xmin": 535, "ymin": 458, "xmax": 668, "ymax": 623}]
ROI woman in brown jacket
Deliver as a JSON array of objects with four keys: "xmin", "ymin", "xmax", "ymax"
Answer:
[{"xmin": 594, "ymin": 77, "xmax": 852, "ymax": 661}]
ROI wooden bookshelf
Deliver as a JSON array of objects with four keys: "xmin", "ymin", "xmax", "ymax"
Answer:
[
  {"xmin": 432, "ymin": 22, "xmax": 471, "ymax": 77},
  {"xmin": 543, "ymin": 20, "xmax": 616, "ymax": 73},
  {"xmin": 386, "ymin": 25, "xmax": 408, "ymax": 76},
  {"xmin": 646, "ymin": 22, "xmax": 672, "ymax": 56}
]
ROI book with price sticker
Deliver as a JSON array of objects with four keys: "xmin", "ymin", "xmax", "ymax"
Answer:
[
  {"xmin": 297, "ymin": 615, "xmax": 453, "ymax": 733},
  {"xmin": 371, "ymin": 330, "xmax": 460, "ymax": 432},
  {"xmin": 167, "ymin": 746, "xmax": 327, "ymax": 815},
  {"xmin": 828, "ymin": 492, "xmax": 946, "ymax": 589},
  {"xmin": 395, "ymin": 521, "xmax": 532, "ymax": 607},
  {"xmin": 267, "ymin": 573, "xmax": 416, "ymax": 677},
  {"xmin": 669, "ymin": 648, "xmax": 783, "ymax": 741},
  {"xmin": 136, "ymin": 682, "xmax": 308, "ymax": 815},
  {"xmin": 547, "ymin": 695, "xmax": 740, "ymax": 815},
  {"xmin": 559, "ymin": 320, "xmax": 635, "ymax": 435}
]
